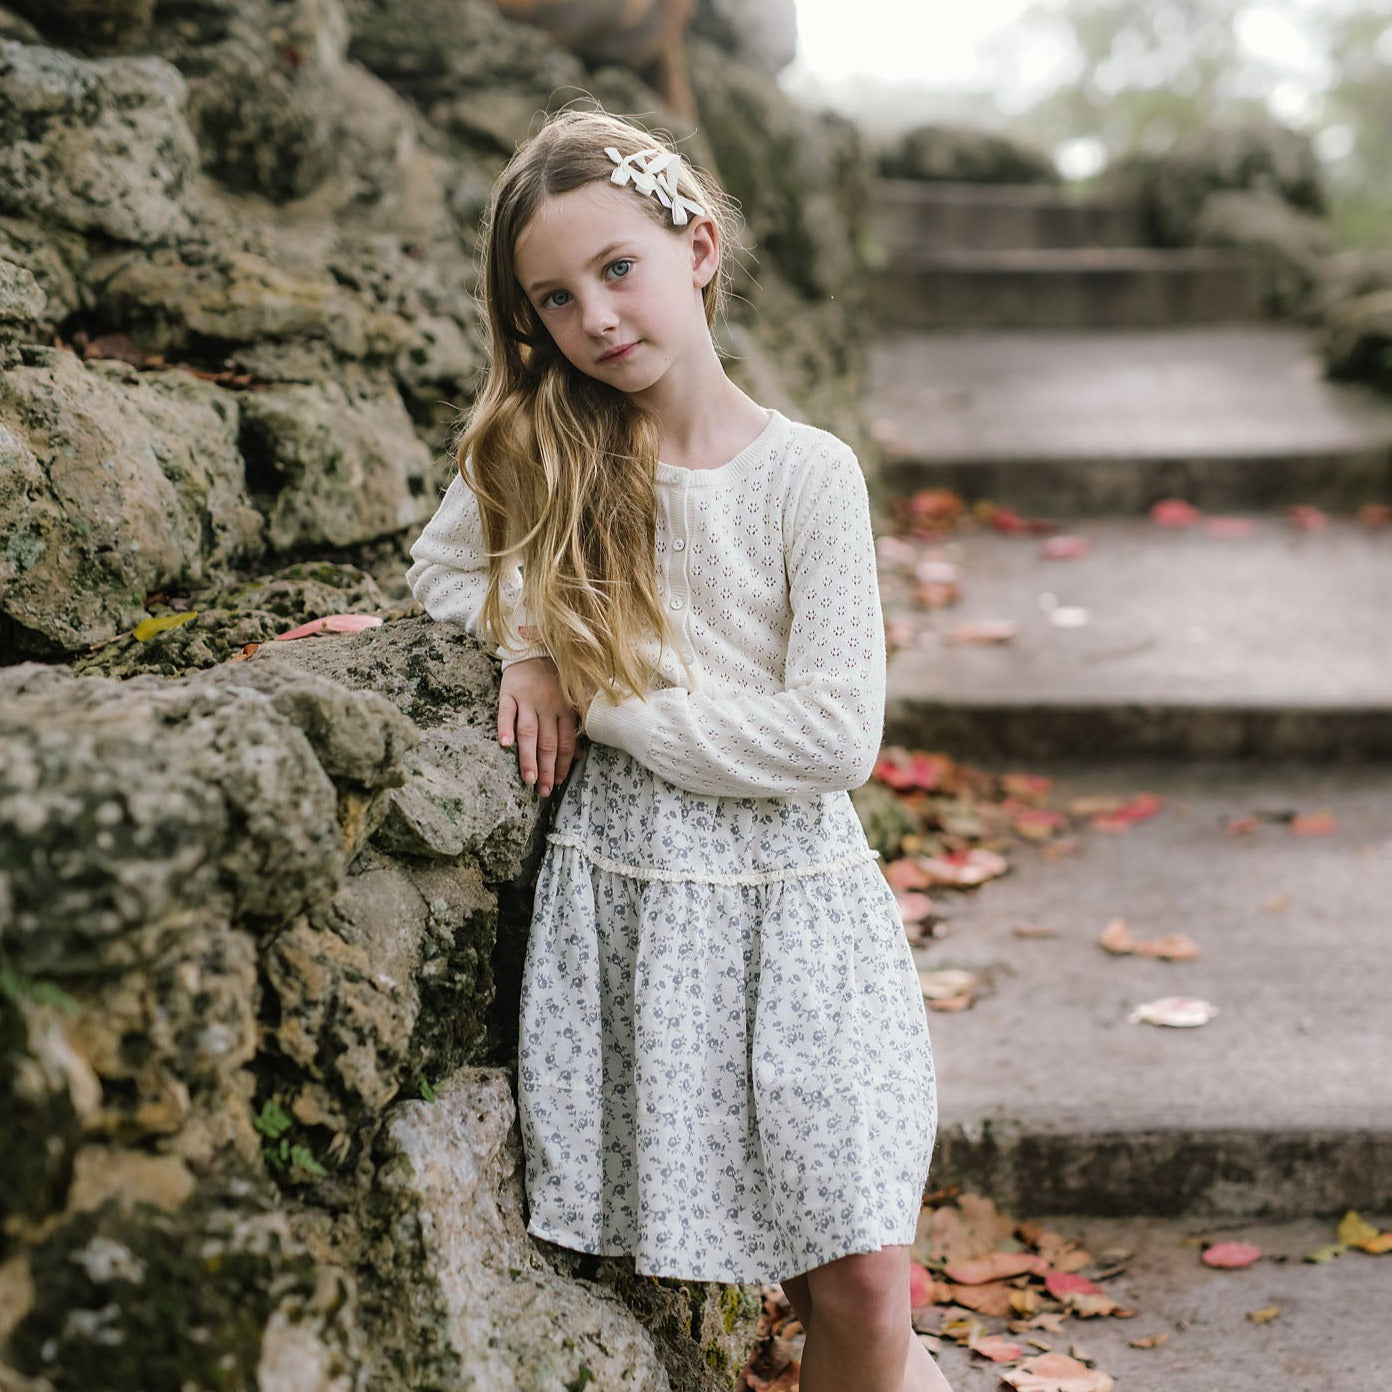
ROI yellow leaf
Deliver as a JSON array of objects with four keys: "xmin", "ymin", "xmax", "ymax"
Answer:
[
  {"xmin": 1359, "ymin": 1232, "xmax": 1392, "ymax": 1254},
  {"xmin": 1336, "ymin": 1211, "xmax": 1380, "ymax": 1248},
  {"xmin": 133, "ymin": 611, "xmax": 198, "ymax": 641},
  {"xmin": 1303, "ymin": 1243, "xmax": 1345, "ymax": 1263},
  {"xmin": 1246, "ymin": 1307, "xmax": 1281, "ymax": 1324}
]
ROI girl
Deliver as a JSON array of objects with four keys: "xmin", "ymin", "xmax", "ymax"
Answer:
[{"xmin": 406, "ymin": 106, "xmax": 949, "ymax": 1392}]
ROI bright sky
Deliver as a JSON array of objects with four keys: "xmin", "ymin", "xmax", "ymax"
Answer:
[
  {"xmin": 789, "ymin": 0, "xmax": 1331, "ymax": 90},
  {"xmin": 789, "ymin": 0, "xmax": 1036, "ymax": 88}
]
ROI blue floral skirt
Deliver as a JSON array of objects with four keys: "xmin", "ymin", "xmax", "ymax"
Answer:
[{"xmin": 515, "ymin": 740, "xmax": 938, "ymax": 1284}]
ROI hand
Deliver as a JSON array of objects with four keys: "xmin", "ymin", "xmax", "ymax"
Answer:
[{"xmin": 498, "ymin": 656, "xmax": 580, "ymax": 798}]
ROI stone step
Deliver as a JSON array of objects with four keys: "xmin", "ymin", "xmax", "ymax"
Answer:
[
  {"xmin": 868, "ymin": 248, "xmax": 1263, "ymax": 330},
  {"xmin": 869, "ymin": 326, "xmax": 1392, "ymax": 513},
  {"xmin": 881, "ymin": 518, "xmax": 1392, "ymax": 761},
  {"xmin": 929, "ymin": 1209, "xmax": 1392, "ymax": 1392},
  {"xmin": 868, "ymin": 177, "xmax": 1146, "ymax": 254},
  {"xmin": 907, "ymin": 756, "xmax": 1392, "ymax": 1220}
]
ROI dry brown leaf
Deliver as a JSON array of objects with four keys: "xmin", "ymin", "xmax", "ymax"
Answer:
[
  {"xmin": 1246, "ymin": 1306, "xmax": 1281, "ymax": 1324},
  {"xmin": 999, "ymin": 1351, "xmax": 1114, "ymax": 1392},
  {"xmin": 971, "ymin": 1333, "xmax": 1026, "ymax": 1362},
  {"xmin": 944, "ymin": 619, "xmax": 1018, "ymax": 645},
  {"xmin": 1128, "ymin": 1332, "xmax": 1170, "ymax": 1349},
  {"xmin": 946, "ymin": 1252, "xmax": 1049, "ymax": 1285},
  {"xmin": 947, "ymin": 1281, "xmax": 1018, "ymax": 1317}
]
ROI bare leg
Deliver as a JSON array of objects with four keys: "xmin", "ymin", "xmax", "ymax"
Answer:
[{"xmin": 784, "ymin": 1247, "xmax": 955, "ymax": 1392}]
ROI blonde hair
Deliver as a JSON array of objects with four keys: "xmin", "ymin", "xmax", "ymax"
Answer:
[{"xmin": 457, "ymin": 105, "xmax": 742, "ymax": 722}]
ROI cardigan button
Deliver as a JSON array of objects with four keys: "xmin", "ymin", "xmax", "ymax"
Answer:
[
  {"xmin": 673, "ymin": 537, "xmax": 686, "ymax": 551},
  {"xmin": 669, "ymin": 597, "xmax": 683, "ymax": 610}
]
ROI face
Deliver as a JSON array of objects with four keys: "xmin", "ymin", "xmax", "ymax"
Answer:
[{"xmin": 513, "ymin": 180, "xmax": 717, "ymax": 395}]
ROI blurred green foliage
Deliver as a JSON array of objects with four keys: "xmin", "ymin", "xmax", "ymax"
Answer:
[{"xmin": 984, "ymin": 0, "xmax": 1392, "ymax": 247}]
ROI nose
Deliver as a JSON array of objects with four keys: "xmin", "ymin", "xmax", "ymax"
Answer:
[{"xmin": 578, "ymin": 289, "xmax": 619, "ymax": 338}]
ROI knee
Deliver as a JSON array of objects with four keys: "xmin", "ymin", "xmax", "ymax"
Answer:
[{"xmin": 806, "ymin": 1248, "xmax": 910, "ymax": 1341}]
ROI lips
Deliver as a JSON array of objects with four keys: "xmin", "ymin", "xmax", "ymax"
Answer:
[{"xmin": 598, "ymin": 341, "xmax": 638, "ymax": 364}]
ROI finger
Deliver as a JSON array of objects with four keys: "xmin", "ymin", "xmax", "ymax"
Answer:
[
  {"xmin": 534, "ymin": 716, "xmax": 560, "ymax": 797},
  {"xmin": 498, "ymin": 688, "xmax": 518, "ymax": 748},
  {"xmin": 553, "ymin": 715, "xmax": 579, "ymax": 786},
  {"xmin": 515, "ymin": 708, "xmax": 539, "ymax": 786}
]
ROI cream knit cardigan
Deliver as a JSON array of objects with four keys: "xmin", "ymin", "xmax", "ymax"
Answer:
[{"xmin": 405, "ymin": 408, "xmax": 886, "ymax": 799}]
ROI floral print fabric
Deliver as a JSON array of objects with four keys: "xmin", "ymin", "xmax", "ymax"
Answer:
[{"xmin": 516, "ymin": 740, "xmax": 939, "ymax": 1284}]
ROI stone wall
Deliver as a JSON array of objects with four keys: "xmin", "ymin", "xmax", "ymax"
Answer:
[{"xmin": 0, "ymin": 0, "xmax": 858, "ymax": 1385}]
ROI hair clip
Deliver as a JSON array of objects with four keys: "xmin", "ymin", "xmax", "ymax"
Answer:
[{"xmin": 605, "ymin": 146, "xmax": 707, "ymax": 226}]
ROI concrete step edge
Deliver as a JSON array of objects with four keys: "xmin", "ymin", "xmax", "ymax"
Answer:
[{"xmin": 930, "ymin": 1121, "xmax": 1392, "ymax": 1220}]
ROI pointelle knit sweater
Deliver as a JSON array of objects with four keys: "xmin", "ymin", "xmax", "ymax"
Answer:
[{"xmin": 404, "ymin": 407, "xmax": 887, "ymax": 800}]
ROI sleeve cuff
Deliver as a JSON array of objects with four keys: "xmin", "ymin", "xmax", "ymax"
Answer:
[
  {"xmin": 498, "ymin": 643, "xmax": 551, "ymax": 668},
  {"xmin": 583, "ymin": 686, "xmax": 662, "ymax": 762}
]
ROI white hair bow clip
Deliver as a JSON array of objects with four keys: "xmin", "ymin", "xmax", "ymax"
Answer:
[{"xmin": 605, "ymin": 146, "xmax": 707, "ymax": 227}]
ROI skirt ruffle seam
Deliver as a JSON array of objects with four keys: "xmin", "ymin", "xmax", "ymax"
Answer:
[{"xmin": 545, "ymin": 831, "xmax": 881, "ymax": 887}]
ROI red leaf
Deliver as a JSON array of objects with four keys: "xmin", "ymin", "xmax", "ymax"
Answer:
[
  {"xmin": 1286, "ymin": 504, "xmax": 1328, "ymax": 532},
  {"xmin": 1150, "ymin": 498, "xmax": 1201, "ymax": 527},
  {"xmin": 1202, "ymin": 1242, "xmax": 1261, "ymax": 1269},
  {"xmin": 1041, "ymin": 534, "xmax": 1089, "ymax": 559},
  {"xmin": 1045, "ymin": 1271, "xmax": 1103, "ymax": 1299}
]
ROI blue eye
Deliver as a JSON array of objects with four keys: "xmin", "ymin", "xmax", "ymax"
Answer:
[
  {"xmin": 540, "ymin": 288, "xmax": 571, "ymax": 310},
  {"xmin": 608, "ymin": 258, "xmax": 632, "ymax": 279}
]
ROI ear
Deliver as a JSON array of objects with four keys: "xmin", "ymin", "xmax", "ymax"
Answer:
[{"xmin": 688, "ymin": 213, "xmax": 719, "ymax": 291}]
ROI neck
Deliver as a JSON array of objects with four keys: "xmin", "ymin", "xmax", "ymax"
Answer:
[{"xmin": 632, "ymin": 334, "xmax": 765, "ymax": 467}]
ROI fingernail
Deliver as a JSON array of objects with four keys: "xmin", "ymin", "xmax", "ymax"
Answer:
[
  {"xmin": 540, "ymin": 785, "xmax": 551, "ymax": 796},
  {"xmin": 501, "ymin": 735, "xmax": 512, "ymax": 746}
]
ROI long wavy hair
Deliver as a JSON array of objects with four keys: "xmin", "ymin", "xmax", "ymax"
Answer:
[{"xmin": 457, "ymin": 105, "xmax": 742, "ymax": 723}]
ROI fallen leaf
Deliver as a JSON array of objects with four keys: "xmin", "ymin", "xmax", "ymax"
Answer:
[
  {"xmin": 228, "ymin": 643, "xmax": 260, "ymax": 663},
  {"xmin": 874, "ymin": 748, "xmax": 955, "ymax": 792},
  {"xmin": 885, "ymin": 858, "xmax": 938, "ymax": 891},
  {"xmin": 999, "ymin": 1351, "xmax": 1114, "ymax": 1392},
  {"xmin": 919, "ymin": 968, "xmax": 977, "ymax": 1001},
  {"xmin": 1358, "ymin": 503, "xmax": 1392, "ymax": 528},
  {"xmin": 275, "ymin": 613, "xmax": 383, "ymax": 641},
  {"xmin": 1044, "ymin": 1272, "xmax": 1104, "ymax": 1300},
  {"xmin": 946, "ymin": 1252, "xmax": 1049, "ymax": 1285},
  {"xmin": 1286, "ymin": 504, "xmax": 1328, "ymax": 531},
  {"xmin": 1201, "ymin": 1242, "xmax": 1262, "ymax": 1269},
  {"xmin": 944, "ymin": 619, "xmax": 1018, "ymax": 645},
  {"xmin": 1127, "ymin": 996, "xmax": 1219, "ymax": 1028},
  {"xmin": 1041, "ymin": 535, "xmax": 1089, "ymax": 560},
  {"xmin": 1246, "ymin": 1306, "xmax": 1281, "ymax": 1323},
  {"xmin": 1098, "ymin": 919, "xmax": 1199, "ymax": 961},
  {"xmin": 1002, "ymin": 772, "xmax": 1053, "ymax": 803},
  {"xmin": 1289, "ymin": 809, "xmax": 1337, "ymax": 836},
  {"xmin": 1013, "ymin": 808, "xmax": 1067, "ymax": 841},
  {"xmin": 1335, "ymin": 1210, "xmax": 1389, "ymax": 1252},
  {"xmin": 1091, "ymin": 793, "xmax": 1164, "ymax": 832},
  {"xmin": 970, "ymin": 1333, "xmax": 1025, "ymax": 1362},
  {"xmin": 1013, "ymin": 923, "xmax": 1059, "ymax": 939},
  {"xmin": 894, "ymin": 891, "xmax": 935, "ymax": 925},
  {"xmin": 133, "ymin": 611, "xmax": 198, "ymax": 641},
  {"xmin": 1226, "ymin": 816, "xmax": 1258, "ymax": 835},
  {"xmin": 1203, "ymin": 516, "xmax": 1255, "ymax": 538},
  {"xmin": 915, "ymin": 849, "xmax": 1010, "ymax": 887},
  {"xmin": 947, "ymin": 1280, "xmax": 1018, "ymax": 1317},
  {"xmin": 1098, "ymin": 918, "xmax": 1133, "ymax": 955},
  {"xmin": 1048, "ymin": 606, "xmax": 1091, "ymax": 628},
  {"xmin": 1303, "ymin": 1243, "xmax": 1346, "ymax": 1264},
  {"xmin": 1129, "ymin": 1332, "xmax": 1170, "ymax": 1348},
  {"xmin": 1150, "ymin": 498, "xmax": 1201, "ymax": 527}
]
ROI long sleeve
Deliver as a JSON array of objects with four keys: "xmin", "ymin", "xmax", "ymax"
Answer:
[
  {"xmin": 582, "ymin": 445, "xmax": 886, "ymax": 798},
  {"xmin": 405, "ymin": 472, "xmax": 551, "ymax": 668}
]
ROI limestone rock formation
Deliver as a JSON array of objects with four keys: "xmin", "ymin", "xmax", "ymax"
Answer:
[
  {"xmin": 877, "ymin": 122, "xmax": 1061, "ymax": 185},
  {"xmin": 0, "ymin": 0, "xmax": 864, "ymax": 1379}
]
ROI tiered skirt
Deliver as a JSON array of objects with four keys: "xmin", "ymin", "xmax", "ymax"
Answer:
[{"xmin": 516, "ymin": 739, "xmax": 938, "ymax": 1284}]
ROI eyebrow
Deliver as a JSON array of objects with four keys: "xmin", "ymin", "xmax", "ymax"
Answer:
[{"xmin": 524, "ymin": 242, "xmax": 631, "ymax": 295}]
